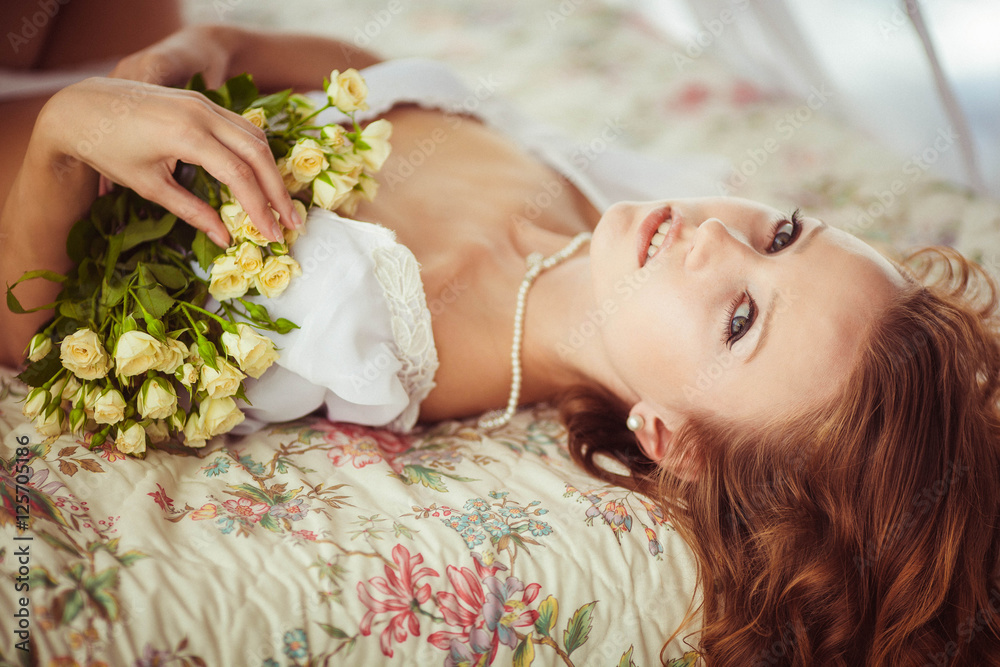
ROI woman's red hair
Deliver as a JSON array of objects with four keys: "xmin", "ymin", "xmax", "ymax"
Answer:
[{"xmin": 561, "ymin": 246, "xmax": 1000, "ymax": 665}]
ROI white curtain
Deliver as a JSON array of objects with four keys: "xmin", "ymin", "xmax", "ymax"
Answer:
[{"xmin": 636, "ymin": 0, "xmax": 1000, "ymax": 198}]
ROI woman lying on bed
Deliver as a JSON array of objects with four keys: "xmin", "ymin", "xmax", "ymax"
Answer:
[{"xmin": 1, "ymin": 22, "xmax": 998, "ymax": 667}]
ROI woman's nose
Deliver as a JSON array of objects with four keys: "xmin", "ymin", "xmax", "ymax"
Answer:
[{"xmin": 684, "ymin": 217, "xmax": 751, "ymax": 272}]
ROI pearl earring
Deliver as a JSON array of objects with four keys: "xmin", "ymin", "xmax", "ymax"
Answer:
[{"xmin": 626, "ymin": 415, "xmax": 644, "ymax": 432}]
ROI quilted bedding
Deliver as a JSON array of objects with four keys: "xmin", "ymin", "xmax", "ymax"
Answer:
[{"xmin": 2, "ymin": 0, "xmax": 999, "ymax": 665}]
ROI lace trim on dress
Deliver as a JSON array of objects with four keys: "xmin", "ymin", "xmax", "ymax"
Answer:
[{"xmin": 371, "ymin": 244, "xmax": 440, "ymax": 432}]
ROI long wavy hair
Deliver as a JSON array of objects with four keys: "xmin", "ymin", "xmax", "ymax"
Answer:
[{"xmin": 560, "ymin": 246, "xmax": 1000, "ymax": 665}]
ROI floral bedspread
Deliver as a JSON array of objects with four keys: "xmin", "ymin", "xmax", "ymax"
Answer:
[
  {"xmin": 0, "ymin": 366, "xmax": 700, "ymax": 666},
  {"xmin": 4, "ymin": 0, "xmax": 999, "ymax": 665}
]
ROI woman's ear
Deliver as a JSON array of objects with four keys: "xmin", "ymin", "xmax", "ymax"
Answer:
[{"xmin": 628, "ymin": 402, "xmax": 703, "ymax": 482}]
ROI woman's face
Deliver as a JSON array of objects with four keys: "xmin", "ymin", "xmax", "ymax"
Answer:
[{"xmin": 590, "ymin": 197, "xmax": 906, "ymax": 461}]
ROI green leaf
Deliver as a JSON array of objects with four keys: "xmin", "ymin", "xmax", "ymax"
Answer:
[
  {"xmin": 618, "ymin": 646, "xmax": 637, "ymax": 667},
  {"xmin": 83, "ymin": 566, "xmax": 118, "ymax": 594},
  {"xmin": 16, "ymin": 348, "xmax": 62, "ymax": 388},
  {"xmin": 66, "ymin": 214, "xmax": 101, "ymax": 263},
  {"xmin": 318, "ymin": 623, "xmax": 349, "ymax": 639},
  {"xmin": 58, "ymin": 300, "xmax": 93, "ymax": 323},
  {"xmin": 224, "ymin": 73, "xmax": 259, "ymax": 114},
  {"xmin": 116, "ymin": 550, "xmax": 148, "ymax": 567},
  {"xmin": 513, "ymin": 634, "xmax": 535, "ymax": 667},
  {"xmin": 133, "ymin": 266, "xmax": 175, "ymax": 319},
  {"xmin": 395, "ymin": 465, "xmax": 448, "ymax": 492},
  {"xmin": 27, "ymin": 567, "xmax": 58, "ymax": 589},
  {"xmin": 251, "ymin": 89, "xmax": 291, "ymax": 116},
  {"xmin": 563, "ymin": 601, "xmax": 597, "ymax": 656},
  {"xmin": 192, "ymin": 231, "xmax": 225, "ymax": 271},
  {"xmin": 185, "ymin": 72, "xmax": 208, "ymax": 94},
  {"xmin": 101, "ymin": 276, "xmax": 127, "ymax": 309},
  {"xmin": 104, "ymin": 232, "xmax": 124, "ymax": 283},
  {"xmin": 61, "ymin": 589, "xmax": 84, "ymax": 624},
  {"xmin": 534, "ymin": 595, "xmax": 558, "ymax": 637},
  {"xmin": 121, "ymin": 213, "xmax": 178, "ymax": 251},
  {"xmin": 89, "ymin": 588, "xmax": 120, "ymax": 621},
  {"xmin": 231, "ymin": 483, "xmax": 272, "ymax": 505},
  {"xmin": 146, "ymin": 263, "xmax": 188, "ymax": 290},
  {"xmin": 6, "ymin": 269, "xmax": 66, "ymax": 313}
]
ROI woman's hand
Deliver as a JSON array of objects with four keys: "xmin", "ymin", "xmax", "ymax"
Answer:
[
  {"xmin": 41, "ymin": 76, "xmax": 300, "ymax": 245},
  {"xmin": 108, "ymin": 24, "xmax": 231, "ymax": 89}
]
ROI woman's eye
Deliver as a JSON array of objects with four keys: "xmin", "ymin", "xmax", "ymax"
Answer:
[
  {"xmin": 730, "ymin": 301, "xmax": 752, "ymax": 338},
  {"xmin": 769, "ymin": 220, "xmax": 796, "ymax": 251}
]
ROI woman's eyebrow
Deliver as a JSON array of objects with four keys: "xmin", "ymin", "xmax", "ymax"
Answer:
[{"xmin": 744, "ymin": 221, "xmax": 829, "ymax": 364}]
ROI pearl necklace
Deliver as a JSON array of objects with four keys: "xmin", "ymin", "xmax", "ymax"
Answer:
[{"xmin": 477, "ymin": 231, "xmax": 592, "ymax": 430}]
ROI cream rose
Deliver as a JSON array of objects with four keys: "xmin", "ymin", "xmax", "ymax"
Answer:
[
  {"xmin": 209, "ymin": 254, "xmax": 251, "ymax": 301},
  {"xmin": 27, "ymin": 334, "xmax": 52, "ymax": 362},
  {"xmin": 183, "ymin": 412, "xmax": 209, "ymax": 449},
  {"xmin": 321, "ymin": 124, "xmax": 347, "ymax": 148},
  {"xmin": 219, "ymin": 199, "xmax": 272, "ymax": 246},
  {"xmin": 176, "ymin": 362, "xmax": 200, "ymax": 388},
  {"xmin": 241, "ymin": 107, "xmax": 267, "ymax": 129},
  {"xmin": 145, "ymin": 420, "xmax": 170, "ymax": 443},
  {"xmin": 360, "ymin": 119, "xmax": 393, "ymax": 172},
  {"xmin": 60, "ymin": 329, "xmax": 111, "ymax": 380},
  {"xmin": 221, "ymin": 324, "xmax": 280, "ymax": 379},
  {"xmin": 93, "ymin": 389, "xmax": 127, "ymax": 425},
  {"xmin": 22, "ymin": 387, "xmax": 50, "ymax": 421},
  {"xmin": 115, "ymin": 422, "xmax": 146, "ymax": 455},
  {"xmin": 198, "ymin": 358, "xmax": 244, "ymax": 399},
  {"xmin": 113, "ymin": 330, "xmax": 163, "ymax": 377},
  {"xmin": 326, "ymin": 68, "xmax": 369, "ymax": 112},
  {"xmin": 138, "ymin": 378, "xmax": 178, "ymax": 420},
  {"xmin": 199, "ymin": 396, "xmax": 246, "ymax": 437},
  {"xmin": 154, "ymin": 338, "xmax": 188, "ymax": 374},
  {"xmin": 34, "ymin": 406, "xmax": 65, "ymax": 438},
  {"xmin": 288, "ymin": 138, "xmax": 329, "ymax": 184},
  {"xmin": 230, "ymin": 241, "xmax": 264, "ymax": 276},
  {"xmin": 312, "ymin": 170, "xmax": 357, "ymax": 211},
  {"xmin": 277, "ymin": 158, "xmax": 306, "ymax": 195},
  {"xmin": 220, "ymin": 200, "xmax": 247, "ymax": 239},
  {"xmin": 254, "ymin": 255, "xmax": 302, "ymax": 299}
]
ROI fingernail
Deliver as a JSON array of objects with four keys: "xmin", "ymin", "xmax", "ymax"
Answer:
[
  {"xmin": 272, "ymin": 223, "xmax": 284, "ymax": 242},
  {"xmin": 291, "ymin": 209, "xmax": 303, "ymax": 229},
  {"xmin": 210, "ymin": 231, "xmax": 229, "ymax": 247}
]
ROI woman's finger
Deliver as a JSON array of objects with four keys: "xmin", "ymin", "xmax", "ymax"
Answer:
[
  {"xmin": 140, "ymin": 175, "xmax": 231, "ymax": 247},
  {"xmin": 211, "ymin": 108, "xmax": 301, "ymax": 230},
  {"xmin": 174, "ymin": 130, "xmax": 284, "ymax": 242}
]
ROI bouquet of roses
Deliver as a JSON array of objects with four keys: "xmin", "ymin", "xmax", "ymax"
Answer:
[{"xmin": 7, "ymin": 69, "xmax": 392, "ymax": 455}]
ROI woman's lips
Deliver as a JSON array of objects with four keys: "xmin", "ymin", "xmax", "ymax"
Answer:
[{"xmin": 638, "ymin": 205, "xmax": 677, "ymax": 268}]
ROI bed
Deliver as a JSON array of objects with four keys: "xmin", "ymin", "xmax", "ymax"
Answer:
[{"xmin": 2, "ymin": 1, "xmax": 998, "ymax": 665}]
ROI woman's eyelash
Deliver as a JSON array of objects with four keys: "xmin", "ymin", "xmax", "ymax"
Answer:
[
  {"xmin": 768, "ymin": 208, "xmax": 803, "ymax": 252},
  {"xmin": 722, "ymin": 293, "xmax": 756, "ymax": 348},
  {"xmin": 720, "ymin": 209, "xmax": 803, "ymax": 347}
]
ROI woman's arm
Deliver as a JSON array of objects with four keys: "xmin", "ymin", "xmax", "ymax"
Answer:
[
  {"xmin": 0, "ymin": 77, "xmax": 300, "ymax": 368},
  {"xmin": 108, "ymin": 24, "xmax": 383, "ymax": 92}
]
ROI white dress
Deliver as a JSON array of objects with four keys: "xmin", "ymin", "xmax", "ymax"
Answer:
[{"xmin": 235, "ymin": 58, "xmax": 728, "ymax": 434}]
